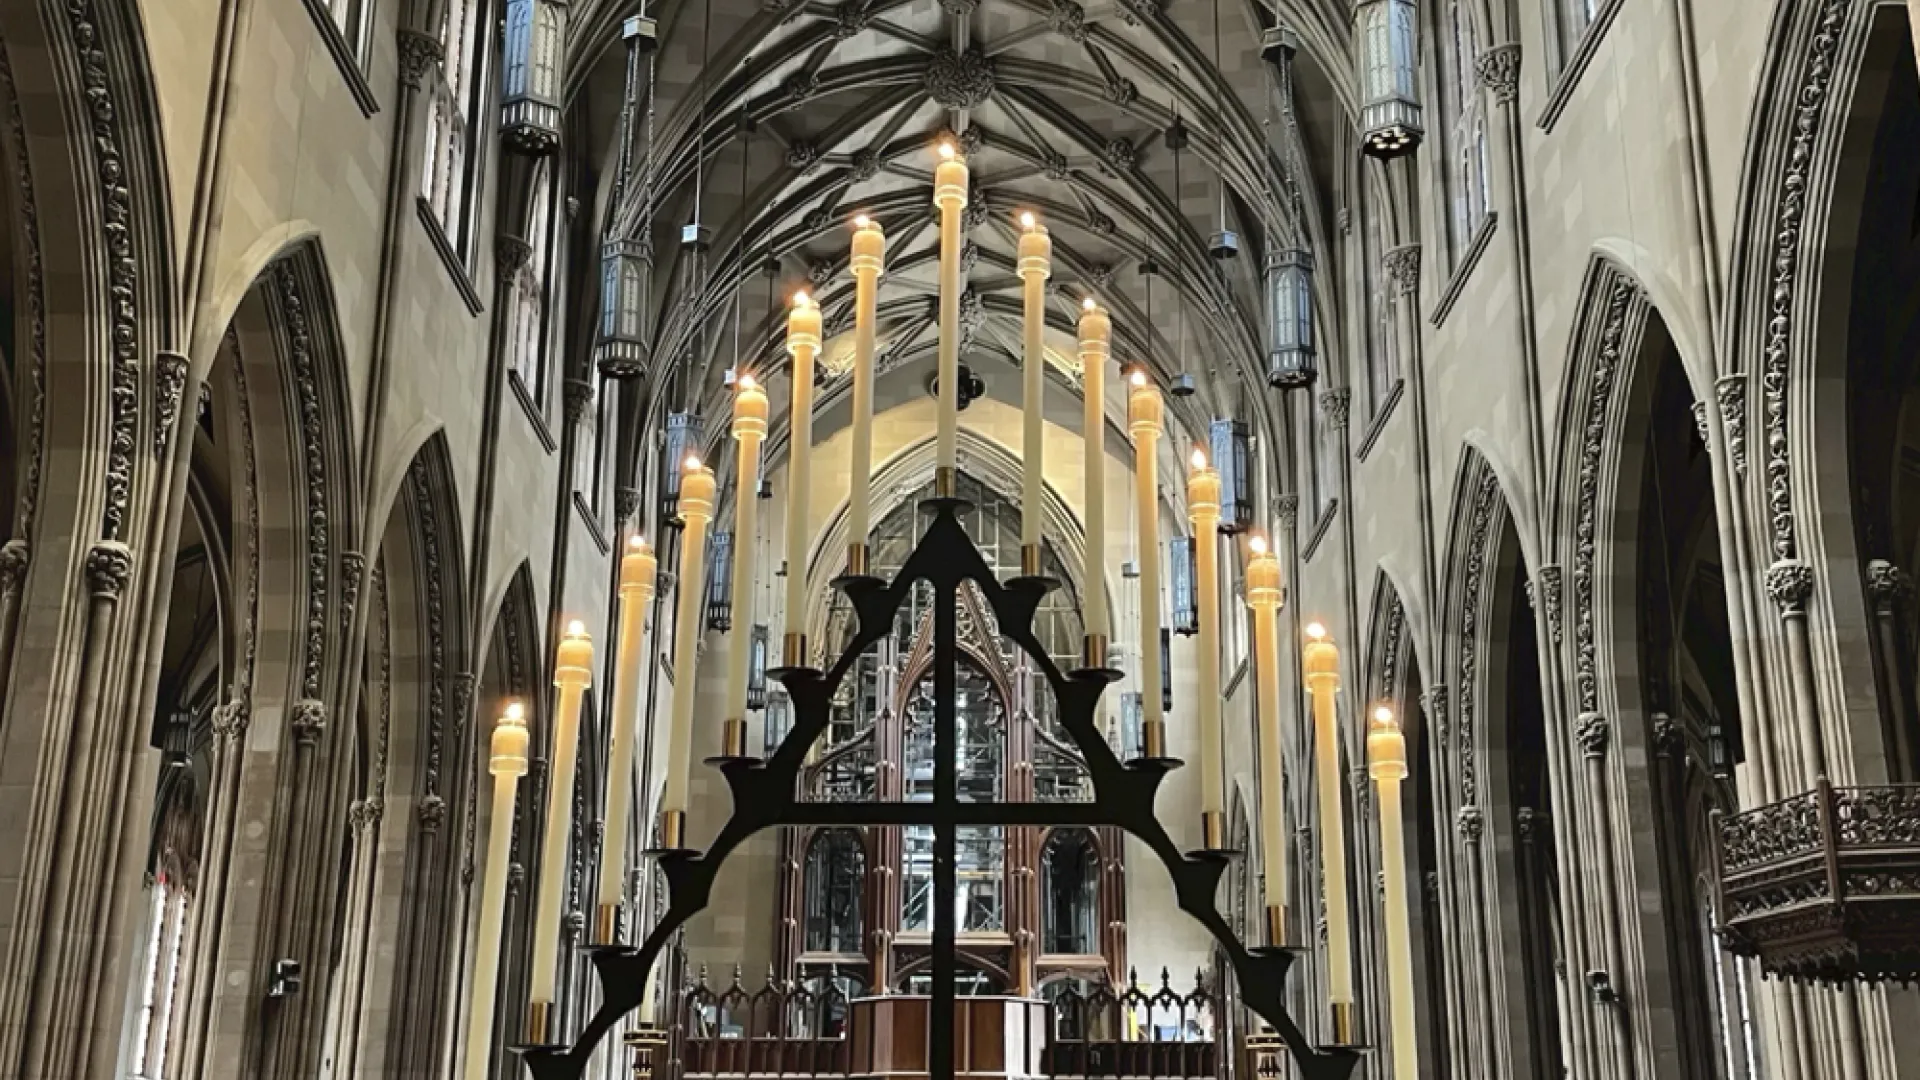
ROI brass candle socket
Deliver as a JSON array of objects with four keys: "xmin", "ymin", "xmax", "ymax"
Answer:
[
  {"xmin": 1264, "ymin": 903, "xmax": 1288, "ymax": 949},
  {"xmin": 1200, "ymin": 810, "xmax": 1226, "ymax": 851},
  {"xmin": 846, "ymin": 542, "xmax": 870, "ymax": 577},
  {"xmin": 782, "ymin": 632, "xmax": 808, "ymax": 669},
  {"xmin": 525, "ymin": 1000, "xmax": 553, "ymax": 1047},
  {"xmin": 1141, "ymin": 718, "xmax": 1168, "ymax": 759},
  {"xmin": 934, "ymin": 466, "xmax": 957, "ymax": 499},
  {"xmin": 1020, "ymin": 543, "xmax": 1043, "ymax": 578},
  {"xmin": 594, "ymin": 902, "xmax": 622, "ymax": 947},
  {"xmin": 1081, "ymin": 634, "xmax": 1110, "ymax": 671},
  {"xmin": 721, "ymin": 717, "xmax": 748, "ymax": 759},
  {"xmin": 657, "ymin": 809, "xmax": 687, "ymax": 851},
  {"xmin": 1328, "ymin": 1001, "xmax": 1358, "ymax": 1047}
]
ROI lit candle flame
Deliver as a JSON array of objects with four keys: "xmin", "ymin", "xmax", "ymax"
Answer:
[
  {"xmin": 1020, "ymin": 211, "xmax": 1037, "ymax": 230},
  {"xmin": 628, "ymin": 534, "xmax": 646, "ymax": 549},
  {"xmin": 1248, "ymin": 534, "xmax": 1268, "ymax": 556},
  {"xmin": 738, "ymin": 373, "xmax": 757, "ymax": 391},
  {"xmin": 1306, "ymin": 621, "xmax": 1327, "ymax": 640},
  {"xmin": 1374, "ymin": 705, "xmax": 1395, "ymax": 725},
  {"xmin": 506, "ymin": 700, "xmax": 525, "ymax": 720},
  {"xmin": 792, "ymin": 290, "xmax": 811, "ymax": 307},
  {"xmin": 566, "ymin": 619, "xmax": 587, "ymax": 637},
  {"xmin": 1082, "ymin": 295, "xmax": 1097, "ymax": 311},
  {"xmin": 1191, "ymin": 448, "xmax": 1208, "ymax": 469},
  {"xmin": 1129, "ymin": 369, "xmax": 1147, "ymax": 387},
  {"xmin": 853, "ymin": 214, "xmax": 871, "ymax": 229},
  {"xmin": 938, "ymin": 142, "xmax": 956, "ymax": 160},
  {"xmin": 684, "ymin": 455, "xmax": 702, "ymax": 471}
]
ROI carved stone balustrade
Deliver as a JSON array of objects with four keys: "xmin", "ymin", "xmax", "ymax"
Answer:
[{"xmin": 1714, "ymin": 779, "xmax": 1920, "ymax": 984}]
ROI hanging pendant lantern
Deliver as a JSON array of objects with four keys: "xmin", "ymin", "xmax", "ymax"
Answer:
[
  {"xmin": 1209, "ymin": 418, "xmax": 1254, "ymax": 533},
  {"xmin": 763, "ymin": 690, "xmax": 791, "ymax": 756},
  {"xmin": 596, "ymin": 239, "xmax": 654, "ymax": 379},
  {"xmin": 501, "ymin": 0, "xmax": 567, "ymax": 155},
  {"xmin": 1265, "ymin": 247, "xmax": 1317, "ymax": 390},
  {"xmin": 1169, "ymin": 537, "xmax": 1198, "ymax": 636},
  {"xmin": 1120, "ymin": 691, "xmax": 1145, "ymax": 760},
  {"xmin": 1353, "ymin": 0, "xmax": 1424, "ymax": 159},
  {"xmin": 1159, "ymin": 627, "xmax": 1174, "ymax": 712},
  {"xmin": 661, "ymin": 412, "xmax": 701, "ymax": 521},
  {"xmin": 705, "ymin": 530, "xmax": 735, "ymax": 632},
  {"xmin": 747, "ymin": 624, "xmax": 770, "ymax": 710}
]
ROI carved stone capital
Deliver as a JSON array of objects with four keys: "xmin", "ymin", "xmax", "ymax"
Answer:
[
  {"xmin": 85, "ymin": 541, "xmax": 133, "ymax": 599},
  {"xmin": 0, "ymin": 540, "xmax": 28, "ymax": 600},
  {"xmin": 154, "ymin": 351, "xmax": 189, "ymax": 457},
  {"xmin": 1456, "ymin": 804, "xmax": 1484, "ymax": 841},
  {"xmin": 1691, "ymin": 401, "xmax": 1711, "ymax": 446},
  {"xmin": 1475, "ymin": 43, "xmax": 1521, "ymax": 105},
  {"xmin": 452, "ymin": 671, "xmax": 477, "ymax": 718},
  {"xmin": 397, "ymin": 29, "xmax": 445, "ymax": 88},
  {"xmin": 496, "ymin": 235, "xmax": 534, "ymax": 275},
  {"xmin": 615, "ymin": 487, "xmax": 642, "ymax": 526},
  {"xmin": 292, "ymin": 698, "xmax": 327, "ymax": 746},
  {"xmin": 1650, "ymin": 713, "xmax": 1684, "ymax": 759},
  {"xmin": 1515, "ymin": 805, "xmax": 1537, "ymax": 841},
  {"xmin": 1320, "ymin": 389, "xmax": 1351, "ymax": 431},
  {"xmin": 417, "ymin": 793, "xmax": 448, "ymax": 831},
  {"xmin": 210, "ymin": 699, "xmax": 250, "ymax": 741},
  {"xmin": 563, "ymin": 378, "xmax": 595, "ymax": 426},
  {"xmin": 1867, "ymin": 559, "xmax": 1909, "ymax": 613},
  {"xmin": 1766, "ymin": 559, "xmax": 1815, "ymax": 615},
  {"xmin": 1275, "ymin": 494, "xmax": 1300, "ymax": 531},
  {"xmin": 1384, "ymin": 244, "xmax": 1421, "ymax": 295},
  {"xmin": 1576, "ymin": 711, "xmax": 1609, "ymax": 757}
]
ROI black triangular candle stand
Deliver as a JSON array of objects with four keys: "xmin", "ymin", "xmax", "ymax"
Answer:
[{"xmin": 517, "ymin": 500, "xmax": 1361, "ymax": 1080}]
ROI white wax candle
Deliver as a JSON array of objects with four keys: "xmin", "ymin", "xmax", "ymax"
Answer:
[
  {"xmin": 1079, "ymin": 299, "xmax": 1112, "ymax": 643},
  {"xmin": 463, "ymin": 703, "xmax": 529, "ymax": 1079},
  {"xmin": 722, "ymin": 378, "xmax": 769, "ymax": 728},
  {"xmin": 1017, "ymin": 214, "xmax": 1051, "ymax": 551},
  {"xmin": 932, "ymin": 144, "xmax": 969, "ymax": 478},
  {"xmin": 530, "ymin": 623, "xmax": 593, "ymax": 1009},
  {"xmin": 596, "ymin": 537, "xmax": 659, "ymax": 923},
  {"xmin": 1188, "ymin": 452, "xmax": 1224, "ymax": 819},
  {"xmin": 1370, "ymin": 707, "xmax": 1418, "ymax": 1080},
  {"xmin": 1304, "ymin": 623, "xmax": 1354, "ymax": 1008},
  {"xmin": 1129, "ymin": 372, "xmax": 1164, "ymax": 730},
  {"xmin": 662, "ymin": 461, "xmax": 717, "ymax": 818},
  {"xmin": 848, "ymin": 217, "xmax": 886, "ymax": 558},
  {"xmin": 1245, "ymin": 537, "xmax": 1287, "ymax": 935},
  {"xmin": 783, "ymin": 294, "xmax": 822, "ymax": 628}
]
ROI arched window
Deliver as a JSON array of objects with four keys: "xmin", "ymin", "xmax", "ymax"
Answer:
[
  {"xmin": 803, "ymin": 829, "xmax": 866, "ymax": 955},
  {"xmin": 421, "ymin": 0, "xmax": 489, "ymax": 257},
  {"xmin": 510, "ymin": 163, "xmax": 556, "ymax": 396},
  {"xmin": 1552, "ymin": 0, "xmax": 1601, "ymax": 63},
  {"xmin": 1441, "ymin": 0, "xmax": 1491, "ymax": 256},
  {"xmin": 130, "ymin": 877, "xmax": 190, "ymax": 1080},
  {"xmin": 324, "ymin": 0, "xmax": 374, "ymax": 63},
  {"xmin": 571, "ymin": 376, "xmax": 608, "ymax": 508},
  {"xmin": 1041, "ymin": 829, "xmax": 1099, "ymax": 955},
  {"xmin": 902, "ymin": 661, "xmax": 1007, "ymax": 934}
]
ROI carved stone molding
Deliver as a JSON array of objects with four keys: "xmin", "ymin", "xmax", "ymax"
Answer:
[
  {"xmin": 833, "ymin": 5, "xmax": 870, "ymax": 38},
  {"xmin": 785, "ymin": 140, "xmax": 821, "ymax": 172},
  {"xmin": 1424, "ymin": 685, "xmax": 1449, "ymax": 748},
  {"xmin": 292, "ymin": 698, "xmax": 328, "ymax": 746},
  {"xmin": 1572, "ymin": 276, "xmax": 1642, "ymax": 715},
  {"xmin": 1515, "ymin": 806, "xmax": 1537, "ymax": 841},
  {"xmin": 153, "ymin": 351, "xmax": 189, "ymax": 457},
  {"xmin": 1715, "ymin": 374, "xmax": 1748, "ymax": 478},
  {"xmin": 85, "ymin": 541, "xmax": 133, "ymax": 599},
  {"xmin": 926, "ymin": 47, "xmax": 994, "ymax": 109},
  {"xmin": 1767, "ymin": 559, "xmax": 1814, "ymax": 615},
  {"xmin": 507, "ymin": 862, "xmax": 526, "ymax": 894},
  {"xmin": 1534, "ymin": 565, "xmax": 1563, "ymax": 645},
  {"xmin": 1103, "ymin": 77, "xmax": 1137, "ymax": 107},
  {"xmin": 0, "ymin": 541, "xmax": 27, "ymax": 601},
  {"xmin": 1384, "ymin": 244, "xmax": 1421, "ymax": 295},
  {"xmin": 339, "ymin": 551, "xmax": 366, "ymax": 630},
  {"xmin": 1867, "ymin": 559, "xmax": 1909, "ymax": 613},
  {"xmin": 1576, "ymin": 711, "xmax": 1610, "ymax": 757},
  {"xmin": 1320, "ymin": 389, "xmax": 1351, "ymax": 431},
  {"xmin": 782, "ymin": 69, "xmax": 819, "ymax": 101},
  {"xmin": 397, "ymin": 29, "xmax": 444, "ymax": 88},
  {"xmin": 1455, "ymin": 470, "xmax": 1500, "ymax": 807},
  {"xmin": 0, "ymin": 44, "xmax": 47, "ymax": 537},
  {"xmin": 276, "ymin": 264, "xmax": 332, "ymax": 701},
  {"xmin": 1100, "ymin": 137, "xmax": 1137, "ymax": 174},
  {"xmin": 1475, "ymin": 44, "xmax": 1521, "ymax": 105},
  {"xmin": 417, "ymin": 793, "xmax": 448, "ymax": 830}
]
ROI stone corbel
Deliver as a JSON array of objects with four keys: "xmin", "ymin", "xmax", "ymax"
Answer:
[{"xmin": 153, "ymin": 351, "xmax": 190, "ymax": 458}]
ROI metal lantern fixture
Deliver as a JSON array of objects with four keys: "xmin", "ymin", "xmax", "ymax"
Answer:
[
  {"xmin": 761, "ymin": 690, "xmax": 790, "ymax": 757},
  {"xmin": 705, "ymin": 530, "xmax": 735, "ymax": 632},
  {"xmin": 1209, "ymin": 418, "xmax": 1254, "ymax": 532},
  {"xmin": 1265, "ymin": 247, "xmax": 1317, "ymax": 390},
  {"xmin": 746, "ymin": 624, "xmax": 770, "ymax": 710},
  {"xmin": 660, "ymin": 412, "xmax": 701, "ymax": 521},
  {"xmin": 1354, "ymin": 0, "xmax": 1424, "ymax": 158},
  {"xmin": 1160, "ymin": 627, "xmax": 1174, "ymax": 712},
  {"xmin": 596, "ymin": 240, "xmax": 653, "ymax": 379},
  {"xmin": 1169, "ymin": 536, "xmax": 1198, "ymax": 636},
  {"xmin": 501, "ymin": 0, "xmax": 569, "ymax": 154}
]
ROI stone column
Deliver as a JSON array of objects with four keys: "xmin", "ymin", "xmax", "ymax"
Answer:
[
  {"xmin": 0, "ymin": 539, "xmax": 26, "ymax": 685},
  {"xmin": 1864, "ymin": 560, "xmax": 1915, "ymax": 780},
  {"xmin": 1574, "ymin": 713, "xmax": 1634, "ymax": 1079}
]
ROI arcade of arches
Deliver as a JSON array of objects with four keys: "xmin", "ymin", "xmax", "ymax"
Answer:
[{"xmin": 2, "ymin": 0, "xmax": 1920, "ymax": 1078}]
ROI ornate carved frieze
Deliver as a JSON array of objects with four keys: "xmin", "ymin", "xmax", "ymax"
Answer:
[
  {"xmin": 1715, "ymin": 374, "xmax": 1748, "ymax": 478},
  {"xmin": 0, "ymin": 43, "xmax": 47, "ymax": 537},
  {"xmin": 849, "ymin": 147, "xmax": 881, "ymax": 181},
  {"xmin": 211, "ymin": 699, "xmax": 250, "ymax": 741},
  {"xmin": 1767, "ymin": 559, "xmax": 1814, "ymax": 615},
  {"xmin": 1691, "ymin": 401, "xmax": 1711, "ymax": 446},
  {"xmin": 1760, "ymin": 0, "xmax": 1850, "ymax": 563},
  {"xmin": 275, "ymin": 264, "xmax": 332, "ymax": 701},
  {"xmin": 1572, "ymin": 277, "xmax": 1641, "ymax": 714},
  {"xmin": 782, "ymin": 69, "xmax": 819, "ymax": 101},
  {"xmin": 412, "ymin": 458, "xmax": 450, "ymax": 796},
  {"xmin": 231, "ymin": 330, "xmax": 263, "ymax": 693},
  {"xmin": 1104, "ymin": 77, "xmax": 1138, "ymax": 107},
  {"xmin": 1576, "ymin": 711, "xmax": 1609, "ymax": 757},
  {"xmin": 397, "ymin": 28, "xmax": 445, "ymax": 88},
  {"xmin": 1042, "ymin": 152, "xmax": 1072, "ymax": 182},
  {"xmin": 1454, "ymin": 470, "xmax": 1499, "ymax": 807},
  {"xmin": 833, "ymin": 4, "xmax": 870, "ymax": 38},
  {"xmin": 1475, "ymin": 44, "xmax": 1521, "ymax": 105},
  {"xmin": 927, "ymin": 48, "xmax": 994, "ymax": 109},
  {"xmin": 1384, "ymin": 244, "xmax": 1421, "ymax": 295},
  {"xmin": 292, "ymin": 698, "xmax": 328, "ymax": 746},
  {"xmin": 86, "ymin": 541, "xmax": 133, "ymax": 599},
  {"xmin": 58, "ymin": 0, "xmax": 141, "ymax": 541},
  {"xmin": 1424, "ymin": 685, "xmax": 1448, "ymax": 749},
  {"xmin": 1377, "ymin": 593, "xmax": 1405, "ymax": 701}
]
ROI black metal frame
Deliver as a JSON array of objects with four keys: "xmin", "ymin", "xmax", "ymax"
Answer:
[{"xmin": 519, "ymin": 501, "xmax": 1360, "ymax": 1080}]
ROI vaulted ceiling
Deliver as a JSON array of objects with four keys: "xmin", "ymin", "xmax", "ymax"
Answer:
[{"xmin": 561, "ymin": 0, "xmax": 1366, "ymax": 462}]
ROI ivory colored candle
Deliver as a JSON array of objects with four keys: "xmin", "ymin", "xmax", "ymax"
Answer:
[
  {"xmin": 463, "ymin": 702, "xmax": 529, "ymax": 1079},
  {"xmin": 1188, "ymin": 451, "xmax": 1225, "ymax": 841},
  {"xmin": 660, "ymin": 459, "xmax": 717, "ymax": 840},
  {"xmin": 721, "ymin": 377, "xmax": 769, "ymax": 759},
  {"xmin": 1129, "ymin": 371, "xmax": 1165, "ymax": 754},
  {"xmin": 1017, "ymin": 214, "xmax": 1051, "ymax": 561},
  {"xmin": 1079, "ymin": 299, "xmax": 1112, "ymax": 651},
  {"xmin": 847, "ymin": 217, "xmax": 886, "ymax": 567},
  {"xmin": 1369, "ymin": 706, "xmax": 1418, "ymax": 1080},
  {"xmin": 782, "ymin": 294, "xmax": 822, "ymax": 662},
  {"xmin": 1245, "ymin": 536, "xmax": 1287, "ymax": 945},
  {"xmin": 594, "ymin": 537, "xmax": 659, "ymax": 942},
  {"xmin": 527, "ymin": 622, "xmax": 593, "ymax": 1040},
  {"xmin": 1304, "ymin": 622, "xmax": 1355, "ymax": 1037},
  {"xmin": 932, "ymin": 143, "xmax": 969, "ymax": 484}
]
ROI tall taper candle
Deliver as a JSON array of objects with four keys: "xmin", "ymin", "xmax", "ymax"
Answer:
[
  {"xmin": 847, "ymin": 216, "xmax": 886, "ymax": 573},
  {"xmin": 527, "ymin": 622, "xmax": 593, "ymax": 1043},
  {"xmin": 1188, "ymin": 451, "xmax": 1225, "ymax": 847},
  {"xmin": 1304, "ymin": 622, "xmax": 1356, "ymax": 1042},
  {"xmin": 1017, "ymin": 214, "xmax": 1051, "ymax": 572},
  {"xmin": 594, "ymin": 537, "xmax": 659, "ymax": 943},
  {"xmin": 720, "ymin": 377, "xmax": 770, "ymax": 758},
  {"xmin": 932, "ymin": 143, "xmax": 969, "ymax": 490},
  {"xmin": 463, "ymin": 702, "xmax": 529, "ymax": 1079},
  {"xmin": 1128, "ymin": 371, "xmax": 1166, "ymax": 757},
  {"xmin": 782, "ymin": 294, "xmax": 822, "ymax": 666},
  {"xmin": 1079, "ymin": 298, "xmax": 1112, "ymax": 660},
  {"xmin": 660, "ymin": 458, "xmax": 717, "ymax": 847},
  {"xmin": 1245, "ymin": 536, "xmax": 1287, "ymax": 945},
  {"xmin": 1369, "ymin": 706, "xmax": 1418, "ymax": 1080}
]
